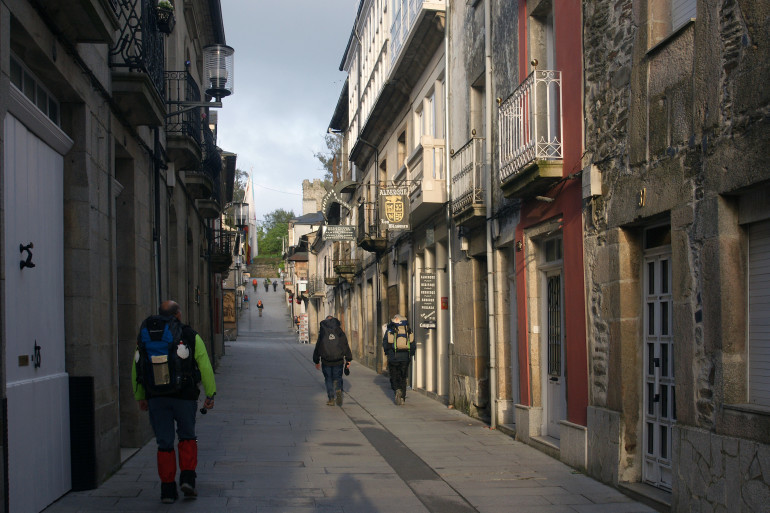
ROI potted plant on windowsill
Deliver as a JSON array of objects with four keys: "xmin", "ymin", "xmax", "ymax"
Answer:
[{"xmin": 156, "ymin": 0, "xmax": 175, "ymax": 34}]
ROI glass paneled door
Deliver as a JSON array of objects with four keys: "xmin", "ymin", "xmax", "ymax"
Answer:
[
  {"xmin": 643, "ymin": 244, "xmax": 675, "ymax": 490},
  {"xmin": 545, "ymin": 270, "xmax": 566, "ymax": 439}
]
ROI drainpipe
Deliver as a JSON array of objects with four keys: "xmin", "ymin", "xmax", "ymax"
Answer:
[
  {"xmin": 444, "ymin": 0, "xmax": 455, "ymax": 405},
  {"xmin": 154, "ymin": 127, "xmax": 162, "ymax": 306},
  {"xmin": 484, "ymin": 0, "xmax": 498, "ymax": 428}
]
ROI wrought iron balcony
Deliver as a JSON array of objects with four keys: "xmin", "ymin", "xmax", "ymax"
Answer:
[
  {"xmin": 110, "ymin": 0, "xmax": 166, "ymax": 126},
  {"xmin": 357, "ymin": 203, "xmax": 387, "ymax": 253},
  {"xmin": 209, "ymin": 228, "xmax": 235, "ymax": 274},
  {"xmin": 165, "ymin": 70, "xmax": 203, "ymax": 169},
  {"xmin": 307, "ymin": 276, "xmax": 326, "ymax": 298},
  {"xmin": 192, "ymin": 125, "xmax": 223, "ymax": 217},
  {"xmin": 333, "ymin": 259, "xmax": 360, "ymax": 279},
  {"xmin": 498, "ymin": 69, "xmax": 563, "ymax": 199},
  {"xmin": 450, "ymin": 136, "xmax": 485, "ymax": 225},
  {"xmin": 407, "ymin": 136, "xmax": 446, "ymax": 226}
]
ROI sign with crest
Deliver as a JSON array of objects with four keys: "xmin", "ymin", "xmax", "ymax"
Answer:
[{"xmin": 379, "ymin": 186, "xmax": 410, "ymax": 230}]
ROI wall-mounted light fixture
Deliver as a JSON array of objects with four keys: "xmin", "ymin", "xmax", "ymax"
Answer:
[{"xmin": 165, "ymin": 45, "xmax": 235, "ymax": 118}]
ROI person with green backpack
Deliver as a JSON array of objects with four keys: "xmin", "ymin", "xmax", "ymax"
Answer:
[{"xmin": 383, "ymin": 314, "xmax": 415, "ymax": 405}]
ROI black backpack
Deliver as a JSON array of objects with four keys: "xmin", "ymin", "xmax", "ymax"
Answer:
[
  {"xmin": 136, "ymin": 315, "xmax": 199, "ymax": 396},
  {"xmin": 319, "ymin": 324, "xmax": 345, "ymax": 362}
]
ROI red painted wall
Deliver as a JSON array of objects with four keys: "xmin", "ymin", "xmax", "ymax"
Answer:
[{"xmin": 514, "ymin": 1, "xmax": 588, "ymax": 426}]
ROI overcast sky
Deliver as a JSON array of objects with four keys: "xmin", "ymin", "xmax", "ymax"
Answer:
[{"xmin": 217, "ymin": 2, "xmax": 358, "ymax": 225}]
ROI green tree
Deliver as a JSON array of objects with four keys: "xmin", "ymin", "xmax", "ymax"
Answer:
[
  {"xmin": 257, "ymin": 208, "xmax": 295, "ymax": 256},
  {"xmin": 313, "ymin": 133, "xmax": 341, "ymax": 183}
]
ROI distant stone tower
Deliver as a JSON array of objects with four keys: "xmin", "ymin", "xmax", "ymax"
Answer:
[{"xmin": 302, "ymin": 179, "xmax": 327, "ymax": 215}]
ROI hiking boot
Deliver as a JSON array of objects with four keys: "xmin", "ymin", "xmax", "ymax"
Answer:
[
  {"xmin": 179, "ymin": 470, "xmax": 197, "ymax": 499},
  {"xmin": 161, "ymin": 482, "xmax": 178, "ymax": 504},
  {"xmin": 395, "ymin": 389, "xmax": 404, "ymax": 405},
  {"xmin": 335, "ymin": 389, "xmax": 343, "ymax": 406},
  {"xmin": 326, "ymin": 398, "xmax": 335, "ymax": 406}
]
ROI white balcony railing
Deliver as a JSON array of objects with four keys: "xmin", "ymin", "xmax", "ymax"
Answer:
[
  {"xmin": 450, "ymin": 137, "xmax": 484, "ymax": 216},
  {"xmin": 498, "ymin": 70, "xmax": 563, "ymax": 184}
]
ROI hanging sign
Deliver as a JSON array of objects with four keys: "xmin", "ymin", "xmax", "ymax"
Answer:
[
  {"xmin": 322, "ymin": 225, "xmax": 357, "ymax": 241},
  {"xmin": 419, "ymin": 272, "xmax": 437, "ymax": 328},
  {"xmin": 379, "ymin": 186, "xmax": 410, "ymax": 230}
]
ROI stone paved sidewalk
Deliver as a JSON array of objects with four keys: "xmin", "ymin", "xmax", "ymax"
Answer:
[{"xmin": 44, "ymin": 289, "xmax": 654, "ymax": 512}]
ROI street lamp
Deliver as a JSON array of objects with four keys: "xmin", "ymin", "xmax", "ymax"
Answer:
[{"xmin": 204, "ymin": 44, "xmax": 235, "ymax": 101}]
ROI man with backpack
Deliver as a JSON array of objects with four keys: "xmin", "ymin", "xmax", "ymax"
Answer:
[
  {"xmin": 313, "ymin": 316, "xmax": 352, "ymax": 406},
  {"xmin": 383, "ymin": 314, "xmax": 415, "ymax": 405},
  {"xmin": 132, "ymin": 300, "xmax": 217, "ymax": 503}
]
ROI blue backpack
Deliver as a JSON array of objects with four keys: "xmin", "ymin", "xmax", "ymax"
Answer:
[{"xmin": 136, "ymin": 315, "xmax": 198, "ymax": 396}]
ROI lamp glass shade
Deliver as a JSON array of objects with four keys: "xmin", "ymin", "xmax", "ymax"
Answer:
[
  {"xmin": 234, "ymin": 202, "xmax": 249, "ymax": 226},
  {"xmin": 203, "ymin": 44, "xmax": 235, "ymax": 99}
]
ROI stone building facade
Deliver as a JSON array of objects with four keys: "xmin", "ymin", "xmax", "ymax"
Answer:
[
  {"xmin": 582, "ymin": 0, "xmax": 770, "ymax": 509},
  {"xmin": 0, "ymin": 1, "xmax": 235, "ymax": 511},
  {"xmin": 304, "ymin": 1, "xmax": 770, "ymax": 509}
]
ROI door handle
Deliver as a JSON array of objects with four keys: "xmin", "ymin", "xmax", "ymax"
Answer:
[{"xmin": 549, "ymin": 376, "xmax": 559, "ymax": 382}]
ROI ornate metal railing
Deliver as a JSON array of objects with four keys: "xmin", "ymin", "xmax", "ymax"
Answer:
[
  {"xmin": 201, "ymin": 124, "xmax": 222, "ymax": 202},
  {"xmin": 165, "ymin": 70, "xmax": 202, "ymax": 140},
  {"xmin": 109, "ymin": 0, "xmax": 165, "ymax": 100},
  {"xmin": 451, "ymin": 137, "xmax": 484, "ymax": 216},
  {"xmin": 498, "ymin": 69, "xmax": 562, "ymax": 183}
]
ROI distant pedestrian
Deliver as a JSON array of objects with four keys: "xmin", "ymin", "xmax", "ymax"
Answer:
[
  {"xmin": 252, "ymin": 279, "xmax": 257, "ymax": 292},
  {"xmin": 272, "ymin": 280, "xmax": 277, "ymax": 292},
  {"xmin": 257, "ymin": 299, "xmax": 263, "ymax": 317},
  {"xmin": 132, "ymin": 300, "xmax": 216, "ymax": 503},
  {"xmin": 313, "ymin": 316, "xmax": 352, "ymax": 406},
  {"xmin": 383, "ymin": 314, "xmax": 415, "ymax": 405},
  {"xmin": 264, "ymin": 278, "xmax": 270, "ymax": 292}
]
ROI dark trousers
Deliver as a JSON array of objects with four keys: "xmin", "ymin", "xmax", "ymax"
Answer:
[
  {"xmin": 321, "ymin": 364, "xmax": 344, "ymax": 399},
  {"xmin": 387, "ymin": 359, "xmax": 410, "ymax": 395},
  {"xmin": 148, "ymin": 396, "xmax": 197, "ymax": 450}
]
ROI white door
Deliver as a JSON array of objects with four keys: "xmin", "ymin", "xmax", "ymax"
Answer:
[
  {"xmin": 544, "ymin": 270, "xmax": 566, "ymax": 439},
  {"xmin": 4, "ymin": 113, "xmax": 71, "ymax": 512},
  {"xmin": 643, "ymin": 245, "xmax": 675, "ymax": 490}
]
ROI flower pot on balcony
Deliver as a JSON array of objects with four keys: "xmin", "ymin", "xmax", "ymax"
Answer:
[{"xmin": 156, "ymin": 6, "xmax": 175, "ymax": 34}]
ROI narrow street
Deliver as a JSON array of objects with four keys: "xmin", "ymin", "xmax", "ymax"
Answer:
[{"xmin": 44, "ymin": 284, "xmax": 653, "ymax": 513}]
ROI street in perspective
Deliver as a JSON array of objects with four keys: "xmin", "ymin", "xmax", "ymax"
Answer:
[
  {"xmin": 43, "ymin": 284, "xmax": 653, "ymax": 513},
  {"xmin": 3, "ymin": 1, "xmax": 769, "ymax": 512}
]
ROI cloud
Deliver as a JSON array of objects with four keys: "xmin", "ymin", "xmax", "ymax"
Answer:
[{"xmin": 216, "ymin": 1, "xmax": 356, "ymax": 221}]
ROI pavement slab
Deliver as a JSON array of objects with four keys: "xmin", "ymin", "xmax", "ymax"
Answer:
[{"xmin": 43, "ymin": 285, "xmax": 654, "ymax": 513}]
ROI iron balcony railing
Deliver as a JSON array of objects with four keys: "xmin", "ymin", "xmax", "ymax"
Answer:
[
  {"xmin": 450, "ymin": 137, "xmax": 484, "ymax": 216},
  {"xmin": 165, "ymin": 70, "xmax": 202, "ymax": 141},
  {"xmin": 307, "ymin": 276, "xmax": 326, "ymax": 297},
  {"xmin": 201, "ymin": 124, "xmax": 222, "ymax": 203},
  {"xmin": 109, "ymin": 0, "xmax": 165, "ymax": 100},
  {"xmin": 498, "ymin": 69, "xmax": 563, "ymax": 184},
  {"xmin": 210, "ymin": 228, "xmax": 235, "ymax": 256}
]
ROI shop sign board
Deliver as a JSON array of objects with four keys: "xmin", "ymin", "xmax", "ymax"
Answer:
[{"xmin": 419, "ymin": 272, "xmax": 436, "ymax": 328}]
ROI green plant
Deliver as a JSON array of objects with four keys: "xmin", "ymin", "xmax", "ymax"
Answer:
[{"xmin": 157, "ymin": 0, "xmax": 173, "ymax": 10}]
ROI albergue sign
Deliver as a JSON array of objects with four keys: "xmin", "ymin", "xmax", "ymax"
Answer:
[{"xmin": 379, "ymin": 186, "xmax": 410, "ymax": 231}]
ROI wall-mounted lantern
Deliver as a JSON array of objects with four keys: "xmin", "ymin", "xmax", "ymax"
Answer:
[{"xmin": 204, "ymin": 44, "xmax": 235, "ymax": 101}]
